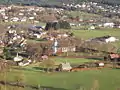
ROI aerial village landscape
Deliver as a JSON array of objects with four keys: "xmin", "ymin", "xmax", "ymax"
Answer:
[{"xmin": 0, "ymin": 0, "xmax": 120, "ymax": 90}]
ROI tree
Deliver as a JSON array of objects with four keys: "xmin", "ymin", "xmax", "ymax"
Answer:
[
  {"xmin": 3, "ymin": 47, "xmax": 12, "ymax": 60},
  {"xmin": 117, "ymin": 48, "xmax": 120, "ymax": 54},
  {"xmin": 40, "ymin": 59, "xmax": 55, "ymax": 72},
  {"xmin": 76, "ymin": 16, "xmax": 80, "ymax": 22},
  {"xmin": 59, "ymin": 20, "xmax": 71, "ymax": 29},
  {"xmin": 91, "ymin": 79, "xmax": 99, "ymax": 90},
  {"xmin": 14, "ymin": 70, "xmax": 25, "ymax": 90},
  {"xmin": 25, "ymin": 43, "xmax": 43, "ymax": 62}
]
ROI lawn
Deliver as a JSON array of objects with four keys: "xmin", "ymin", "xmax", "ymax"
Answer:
[
  {"xmin": 1, "ymin": 67, "xmax": 120, "ymax": 90},
  {"xmin": 71, "ymin": 29, "xmax": 120, "ymax": 40},
  {"xmin": 71, "ymin": 29, "xmax": 120, "ymax": 49},
  {"xmin": 67, "ymin": 11, "xmax": 101, "ymax": 19},
  {"xmin": 0, "ymin": 57, "xmax": 119, "ymax": 90},
  {"xmin": 53, "ymin": 57, "xmax": 95, "ymax": 65}
]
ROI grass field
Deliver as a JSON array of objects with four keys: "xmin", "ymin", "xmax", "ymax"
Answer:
[
  {"xmin": 67, "ymin": 11, "xmax": 101, "ymax": 19},
  {"xmin": 1, "ymin": 65, "xmax": 120, "ymax": 90},
  {"xmin": 0, "ymin": 57, "xmax": 119, "ymax": 90},
  {"xmin": 71, "ymin": 29, "xmax": 120, "ymax": 39},
  {"xmin": 71, "ymin": 29, "xmax": 120, "ymax": 49},
  {"xmin": 54, "ymin": 57, "xmax": 93, "ymax": 64}
]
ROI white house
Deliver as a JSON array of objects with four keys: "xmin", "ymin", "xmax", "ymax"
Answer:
[
  {"xmin": 105, "ymin": 37, "xmax": 119, "ymax": 43},
  {"xmin": 59, "ymin": 62, "xmax": 72, "ymax": 71},
  {"xmin": 104, "ymin": 23, "xmax": 115, "ymax": 28}
]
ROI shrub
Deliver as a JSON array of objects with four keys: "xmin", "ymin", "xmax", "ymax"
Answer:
[
  {"xmin": 59, "ymin": 20, "xmax": 71, "ymax": 29},
  {"xmin": 40, "ymin": 59, "xmax": 55, "ymax": 72}
]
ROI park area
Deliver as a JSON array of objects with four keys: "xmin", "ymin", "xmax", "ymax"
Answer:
[{"xmin": 0, "ymin": 28, "xmax": 120, "ymax": 90}]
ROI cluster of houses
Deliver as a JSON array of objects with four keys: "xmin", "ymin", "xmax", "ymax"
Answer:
[
  {"xmin": 0, "ymin": 4, "xmax": 120, "ymax": 29},
  {"xmin": 62, "ymin": 2, "xmax": 120, "ymax": 29},
  {"xmin": 0, "ymin": 23, "xmax": 77, "ymax": 66},
  {"xmin": 1, "ymin": 23, "xmax": 118, "ymax": 67},
  {"xmin": 0, "ymin": 24, "xmax": 119, "ymax": 67},
  {"xmin": 63, "ymin": 1, "xmax": 120, "ymax": 18},
  {"xmin": 0, "ymin": 5, "xmax": 64, "ymax": 23}
]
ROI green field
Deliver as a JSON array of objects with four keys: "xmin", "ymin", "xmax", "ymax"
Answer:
[
  {"xmin": 54, "ymin": 57, "xmax": 93, "ymax": 64},
  {"xmin": 1, "ymin": 59, "xmax": 120, "ymax": 90},
  {"xmin": 67, "ymin": 11, "xmax": 101, "ymax": 19},
  {"xmin": 71, "ymin": 29, "xmax": 120, "ymax": 39}
]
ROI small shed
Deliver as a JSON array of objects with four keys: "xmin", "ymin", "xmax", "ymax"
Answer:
[{"xmin": 58, "ymin": 62, "xmax": 72, "ymax": 71}]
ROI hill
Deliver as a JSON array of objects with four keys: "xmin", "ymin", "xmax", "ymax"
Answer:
[{"xmin": 0, "ymin": 0, "xmax": 120, "ymax": 5}]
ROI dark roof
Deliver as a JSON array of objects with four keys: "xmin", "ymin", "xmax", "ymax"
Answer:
[{"xmin": 35, "ymin": 26, "xmax": 43, "ymax": 29}]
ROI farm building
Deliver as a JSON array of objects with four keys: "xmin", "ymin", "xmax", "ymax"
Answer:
[
  {"xmin": 87, "ymin": 35, "xmax": 119, "ymax": 43},
  {"xmin": 58, "ymin": 62, "xmax": 72, "ymax": 71}
]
